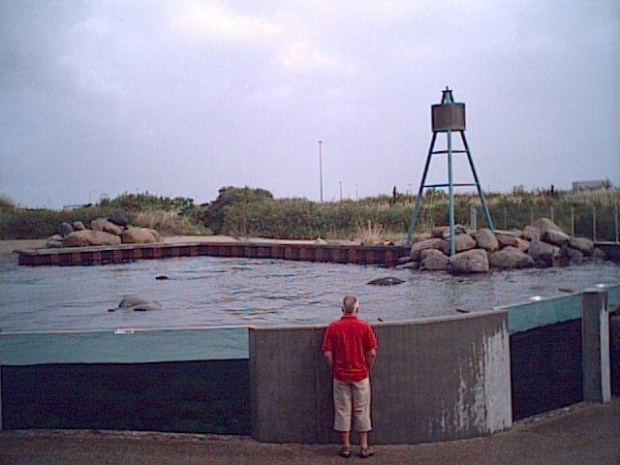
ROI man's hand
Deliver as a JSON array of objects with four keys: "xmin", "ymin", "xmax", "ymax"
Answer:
[
  {"xmin": 366, "ymin": 349, "xmax": 377, "ymax": 369},
  {"xmin": 324, "ymin": 351, "xmax": 333, "ymax": 369}
]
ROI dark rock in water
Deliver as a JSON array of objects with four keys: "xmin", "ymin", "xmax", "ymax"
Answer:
[
  {"xmin": 108, "ymin": 211, "xmax": 129, "ymax": 227},
  {"xmin": 367, "ymin": 277, "xmax": 405, "ymax": 286},
  {"xmin": 156, "ymin": 275, "xmax": 170, "ymax": 280},
  {"xmin": 108, "ymin": 296, "xmax": 163, "ymax": 312}
]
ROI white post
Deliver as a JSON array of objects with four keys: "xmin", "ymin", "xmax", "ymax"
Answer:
[
  {"xmin": 615, "ymin": 202, "xmax": 619, "ymax": 243},
  {"xmin": 0, "ymin": 347, "xmax": 3, "ymax": 431},
  {"xmin": 470, "ymin": 205, "xmax": 477, "ymax": 231},
  {"xmin": 582, "ymin": 289, "xmax": 611, "ymax": 403},
  {"xmin": 318, "ymin": 141, "xmax": 323, "ymax": 203}
]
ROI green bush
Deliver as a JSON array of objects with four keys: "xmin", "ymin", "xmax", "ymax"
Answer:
[{"xmin": 1, "ymin": 187, "xmax": 617, "ymax": 241}]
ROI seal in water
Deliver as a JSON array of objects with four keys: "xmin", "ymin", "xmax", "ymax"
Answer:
[
  {"xmin": 108, "ymin": 295, "xmax": 163, "ymax": 312},
  {"xmin": 367, "ymin": 277, "xmax": 405, "ymax": 286}
]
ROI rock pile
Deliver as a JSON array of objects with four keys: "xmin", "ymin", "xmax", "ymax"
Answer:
[
  {"xmin": 45, "ymin": 212, "xmax": 161, "ymax": 248},
  {"xmin": 401, "ymin": 218, "xmax": 605, "ymax": 274}
]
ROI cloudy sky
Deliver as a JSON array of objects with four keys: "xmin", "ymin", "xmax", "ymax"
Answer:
[{"xmin": 1, "ymin": 0, "xmax": 618, "ymax": 208}]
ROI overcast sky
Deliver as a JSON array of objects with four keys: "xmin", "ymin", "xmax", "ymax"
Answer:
[{"xmin": 1, "ymin": 0, "xmax": 618, "ymax": 208}]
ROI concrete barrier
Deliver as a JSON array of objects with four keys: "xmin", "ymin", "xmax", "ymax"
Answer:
[
  {"xmin": 2, "ymin": 285, "xmax": 616, "ymax": 437},
  {"xmin": 0, "ymin": 327, "xmax": 249, "ymax": 432},
  {"xmin": 249, "ymin": 311, "xmax": 512, "ymax": 445},
  {"xmin": 582, "ymin": 289, "xmax": 611, "ymax": 403},
  {"xmin": 500, "ymin": 285, "xmax": 618, "ymax": 419}
]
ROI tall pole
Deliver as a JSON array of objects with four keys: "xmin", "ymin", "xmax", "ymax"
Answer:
[
  {"xmin": 339, "ymin": 181, "xmax": 343, "ymax": 202},
  {"xmin": 447, "ymin": 129, "xmax": 455, "ymax": 256},
  {"xmin": 318, "ymin": 141, "xmax": 323, "ymax": 203}
]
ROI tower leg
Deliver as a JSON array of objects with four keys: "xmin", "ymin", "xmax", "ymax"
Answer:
[
  {"xmin": 447, "ymin": 130, "xmax": 456, "ymax": 256},
  {"xmin": 406, "ymin": 133, "xmax": 438, "ymax": 247},
  {"xmin": 459, "ymin": 131, "xmax": 495, "ymax": 231}
]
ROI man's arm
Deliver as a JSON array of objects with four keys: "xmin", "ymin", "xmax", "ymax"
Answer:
[
  {"xmin": 366, "ymin": 348, "xmax": 377, "ymax": 369},
  {"xmin": 324, "ymin": 350, "xmax": 333, "ymax": 369}
]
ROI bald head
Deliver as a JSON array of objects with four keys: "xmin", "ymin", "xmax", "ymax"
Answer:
[{"xmin": 342, "ymin": 295, "xmax": 359, "ymax": 314}]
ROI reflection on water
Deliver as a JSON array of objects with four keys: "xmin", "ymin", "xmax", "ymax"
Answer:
[{"xmin": 0, "ymin": 256, "xmax": 619, "ymax": 332}]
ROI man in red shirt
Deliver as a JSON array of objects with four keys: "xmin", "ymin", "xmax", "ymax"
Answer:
[{"xmin": 322, "ymin": 295, "xmax": 378, "ymax": 459}]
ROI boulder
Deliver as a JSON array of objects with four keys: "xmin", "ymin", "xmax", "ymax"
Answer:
[
  {"xmin": 431, "ymin": 226, "xmax": 450, "ymax": 239},
  {"xmin": 522, "ymin": 225, "xmax": 542, "ymax": 242},
  {"xmin": 395, "ymin": 261, "xmax": 420, "ymax": 270},
  {"xmin": 493, "ymin": 229, "xmax": 521, "ymax": 237},
  {"xmin": 455, "ymin": 234, "xmax": 477, "ymax": 253},
  {"xmin": 531, "ymin": 218, "xmax": 565, "ymax": 235},
  {"xmin": 72, "ymin": 221, "xmax": 86, "ymax": 231},
  {"xmin": 448, "ymin": 249, "xmax": 489, "ymax": 274},
  {"xmin": 58, "ymin": 222, "xmax": 74, "ymax": 238},
  {"xmin": 562, "ymin": 245, "xmax": 584, "ymax": 262},
  {"xmin": 108, "ymin": 211, "xmax": 129, "ymax": 227},
  {"xmin": 64, "ymin": 230, "xmax": 121, "ymax": 247},
  {"xmin": 121, "ymin": 227, "xmax": 161, "ymax": 244},
  {"xmin": 496, "ymin": 233, "xmax": 520, "ymax": 249},
  {"xmin": 92, "ymin": 218, "xmax": 123, "ymax": 236},
  {"xmin": 473, "ymin": 228, "xmax": 499, "ymax": 252},
  {"xmin": 420, "ymin": 249, "xmax": 449, "ymax": 271},
  {"xmin": 46, "ymin": 234, "xmax": 64, "ymax": 249},
  {"xmin": 432, "ymin": 225, "xmax": 468, "ymax": 240},
  {"xmin": 514, "ymin": 237, "xmax": 531, "ymax": 252},
  {"xmin": 410, "ymin": 238, "xmax": 450, "ymax": 261},
  {"xmin": 489, "ymin": 247, "xmax": 534, "ymax": 269},
  {"xmin": 528, "ymin": 239, "xmax": 555, "ymax": 266},
  {"xmin": 568, "ymin": 237, "xmax": 594, "ymax": 255},
  {"xmin": 412, "ymin": 233, "xmax": 432, "ymax": 244},
  {"xmin": 543, "ymin": 229, "xmax": 570, "ymax": 246},
  {"xmin": 592, "ymin": 248, "xmax": 606, "ymax": 260}
]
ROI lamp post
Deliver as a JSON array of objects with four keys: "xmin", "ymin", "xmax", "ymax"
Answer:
[{"xmin": 318, "ymin": 141, "xmax": 324, "ymax": 203}]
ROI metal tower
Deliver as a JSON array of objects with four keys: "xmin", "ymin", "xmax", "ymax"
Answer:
[{"xmin": 406, "ymin": 88, "xmax": 495, "ymax": 255}]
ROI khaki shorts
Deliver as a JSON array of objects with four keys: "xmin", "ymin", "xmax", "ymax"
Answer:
[{"xmin": 333, "ymin": 377, "xmax": 372, "ymax": 432}]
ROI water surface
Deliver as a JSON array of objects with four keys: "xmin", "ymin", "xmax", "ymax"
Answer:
[{"xmin": 1, "ymin": 256, "xmax": 619, "ymax": 332}]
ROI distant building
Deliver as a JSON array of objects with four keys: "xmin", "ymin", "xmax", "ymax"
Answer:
[{"xmin": 572, "ymin": 180, "xmax": 610, "ymax": 191}]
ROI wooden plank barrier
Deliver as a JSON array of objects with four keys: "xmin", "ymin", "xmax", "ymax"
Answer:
[{"xmin": 16, "ymin": 242, "xmax": 410, "ymax": 268}]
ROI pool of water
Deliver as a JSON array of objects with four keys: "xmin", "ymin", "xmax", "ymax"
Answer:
[{"xmin": 1, "ymin": 256, "xmax": 619, "ymax": 332}]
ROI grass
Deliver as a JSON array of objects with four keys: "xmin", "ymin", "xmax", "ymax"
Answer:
[{"xmin": 0, "ymin": 187, "xmax": 618, "ymax": 241}]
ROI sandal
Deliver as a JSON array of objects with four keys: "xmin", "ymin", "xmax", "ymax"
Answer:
[
  {"xmin": 358, "ymin": 447, "xmax": 375, "ymax": 459},
  {"xmin": 338, "ymin": 446, "xmax": 352, "ymax": 458}
]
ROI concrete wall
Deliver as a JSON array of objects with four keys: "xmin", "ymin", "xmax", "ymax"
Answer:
[
  {"xmin": 509, "ymin": 319, "xmax": 582, "ymax": 420},
  {"xmin": 0, "ymin": 327, "xmax": 250, "ymax": 433},
  {"xmin": 250, "ymin": 311, "xmax": 512, "ymax": 445},
  {"xmin": 0, "ymin": 327, "xmax": 248, "ymax": 365}
]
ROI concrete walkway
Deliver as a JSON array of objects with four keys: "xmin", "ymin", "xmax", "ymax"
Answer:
[{"xmin": 1, "ymin": 400, "xmax": 618, "ymax": 465}]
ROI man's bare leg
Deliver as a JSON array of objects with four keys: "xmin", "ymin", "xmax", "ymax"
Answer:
[
  {"xmin": 340, "ymin": 431, "xmax": 351, "ymax": 448},
  {"xmin": 359, "ymin": 431, "xmax": 369, "ymax": 449}
]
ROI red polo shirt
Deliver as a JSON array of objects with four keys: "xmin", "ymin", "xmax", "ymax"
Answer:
[{"xmin": 322, "ymin": 315, "xmax": 378, "ymax": 382}]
